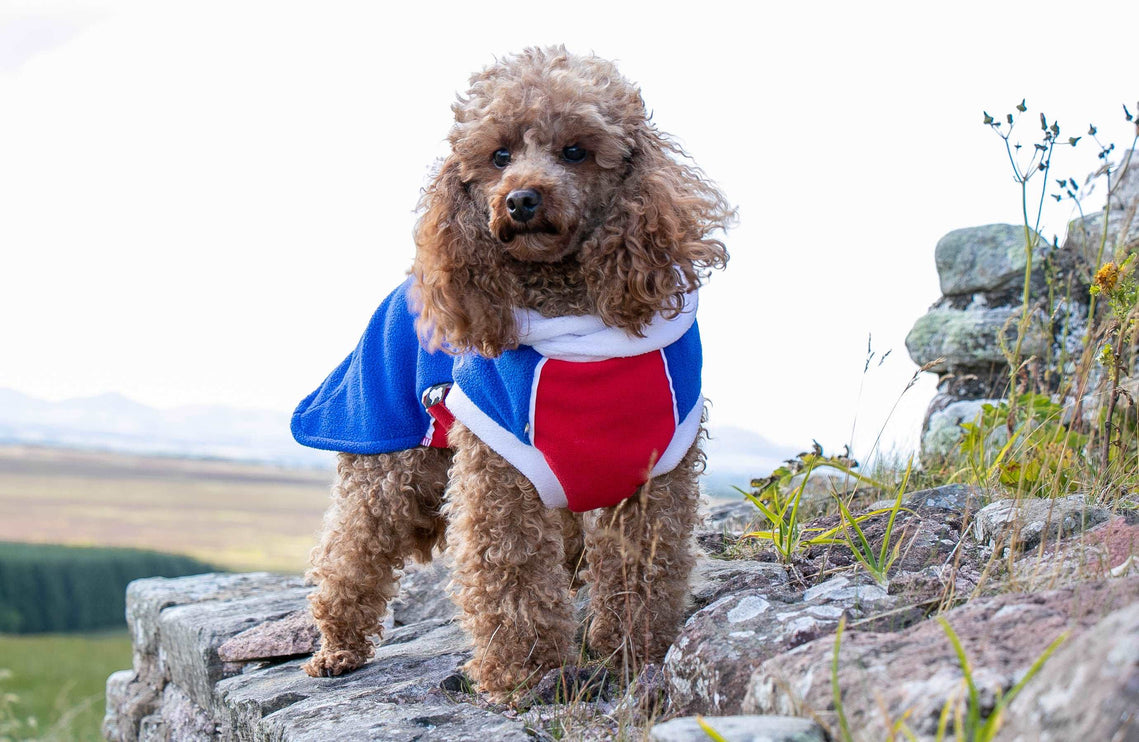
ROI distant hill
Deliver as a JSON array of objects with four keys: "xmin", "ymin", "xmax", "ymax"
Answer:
[
  {"xmin": 701, "ymin": 425, "xmax": 800, "ymax": 498},
  {"xmin": 0, "ymin": 388, "xmax": 796, "ymax": 484},
  {"xmin": 0, "ymin": 388, "xmax": 332, "ymax": 469}
]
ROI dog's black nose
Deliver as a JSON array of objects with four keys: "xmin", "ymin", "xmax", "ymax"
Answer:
[{"xmin": 506, "ymin": 189, "xmax": 542, "ymax": 223}]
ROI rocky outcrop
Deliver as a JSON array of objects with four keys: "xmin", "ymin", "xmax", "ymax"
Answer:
[
  {"xmin": 744, "ymin": 577, "xmax": 1139, "ymax": 739},
  {"xmin": 904, "ymin": 219, "xmax": 1064, "ymax": 460},
  {"xmin": 104, "ymin": 493, "xmax": 1138, "ymax": 741},
  {"xmin": 907, "ymin": 151, "xmax": 1139, "ymax": 461}
]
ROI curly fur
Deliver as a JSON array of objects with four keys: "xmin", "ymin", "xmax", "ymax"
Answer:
[
  {"xmin": 411, "ymin": 46, "xmax": 732, "ymax": 356},
  {"xmin": 305, "ymin": 46, "xmax": 730, "ymax": 701}
]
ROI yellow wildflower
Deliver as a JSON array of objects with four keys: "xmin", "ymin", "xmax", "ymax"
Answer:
[{"xmin": 1095, "ymin": 262, "xmax": 1120, "ymax": 292}]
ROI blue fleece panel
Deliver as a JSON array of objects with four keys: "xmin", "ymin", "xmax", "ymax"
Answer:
[
  {"xmin": 290, "ymin": 277, "xmax": 454, "ymax": 453},
  {"xmin": 453, "ymin": 348, "xmax": 544, "ymax": 445},
  {"xmin": 662, "ymin": 320, "xmax": 702, "ymax": 419}
]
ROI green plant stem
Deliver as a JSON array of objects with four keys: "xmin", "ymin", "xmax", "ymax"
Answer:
[
  {"xmin": 1101, "ymin": 329, "xmax": 1125, "ymax": 471},
  {"xmin": 832, "ymin": 616, "xmax": 854, "ymax": 742},
  {"xmin": 1005, "ymin": 134, "xmax": 1054, "ymax": 433}
]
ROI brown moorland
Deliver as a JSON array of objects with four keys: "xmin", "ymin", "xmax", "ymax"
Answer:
[{"xmin": 0, "ymin": 445, "xmax": 333, "ymax": 573}]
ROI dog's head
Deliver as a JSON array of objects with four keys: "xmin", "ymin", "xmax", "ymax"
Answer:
[{"xmin": 413, "ymin": 46, "xmax": 733, "ymax": 357}]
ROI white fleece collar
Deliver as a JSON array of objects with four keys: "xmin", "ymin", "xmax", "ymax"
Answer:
[{"xmin": 513, "ymin": 290, "xmax": 698, "ymax": 361}]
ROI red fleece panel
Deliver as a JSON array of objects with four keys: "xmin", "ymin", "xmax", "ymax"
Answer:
[
  {"xmin": 534, "ymin": 353, "xmax": 676, "ymax": 512},
  {"xmin": 425, "ymin": 402, "xmax": 454, "ymax": 448}
]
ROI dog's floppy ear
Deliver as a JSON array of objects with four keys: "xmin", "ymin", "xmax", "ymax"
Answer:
[
  {"xmin": 582, "ymin": 125, "xmax": 733, "ymax": 335},
  {"xmin": 412, "ymin": 156, "xmax": 519, "ymax": 357}
]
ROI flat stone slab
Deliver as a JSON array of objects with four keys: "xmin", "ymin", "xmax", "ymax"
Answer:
[
  {"xmin": 972, "ymin": 494, "xmax": 1111, "ymax": 554},
  {"xmin": 158, "ymin": 580, "xmax": 311, "ymax": 709},
  {"xmin": 906, "ymin": 305, "xmax": 1050, "ymax": 373},
  {"xmin": 213, "ymin": 619, "xmax": 473, "ymax": 736},
  {"xmin": 690, "ymin": 556, "xmax": 789, "ymax": 610},
  {"xmin": 127, "ymin": 572, "xmax": 302, "ymax": 677},
  {"xmin": 651, "ymin": 714, "xmax": 827, "ymax": 742},
  {"xmin": 257, "ymin": 696, "xmax": 531, "ymax": 742}
]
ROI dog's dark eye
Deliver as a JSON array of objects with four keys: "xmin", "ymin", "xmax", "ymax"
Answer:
[
  {"xmin": 562, "ymin": 145, "xmax": 587, "ymax": 163},
  {"xmin": 492, "ymin": 149, "xmax": 511, "ymax": 168}
]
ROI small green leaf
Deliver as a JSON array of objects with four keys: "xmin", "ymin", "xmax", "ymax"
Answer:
[
  {"xmin": 1016, "ymin": 98, "xmax": 1027, "ymax": 112},
  {"xmin": 983, "ymin": 112, "xmax": 994, "ymax": 125}
]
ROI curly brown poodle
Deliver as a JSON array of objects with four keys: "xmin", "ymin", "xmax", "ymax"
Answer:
[{"xmin": 299, "ymin": 46, "xmax": 732, "ymax": 702}]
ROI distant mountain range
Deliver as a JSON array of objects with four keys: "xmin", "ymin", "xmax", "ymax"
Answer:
[{"xmin": 0, "ymin": 388, "xmax": 795, "ymax": 493}]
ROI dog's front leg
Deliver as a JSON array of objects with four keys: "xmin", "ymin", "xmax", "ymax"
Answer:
[
  {"xmin": 445, "ymin": 422, "xmax": 575, "ymax": 702},
  {"xmin": 583, "ymin": 440, "xmax": 702, "ymax": 676},
  {"xmin": 304, "ymin": 449, "xmax": 449, "ymax": 677}
]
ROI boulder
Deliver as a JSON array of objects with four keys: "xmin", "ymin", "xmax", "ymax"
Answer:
[
  {"xmin": 920, "ymin": 399, "xmax": 1000, "ymax": 460},
  {"xmin": 971, "ymin": 493, "xmax": 1111, "ymax": 554},
  {"xmin": 904, "ymin": 483, "xmax": 984, "ymax": 513},
  {"xmin": 906, "ymin": 306, "xmax": 1050, "ymax": 373},
  {"xmin": 1108, "ymin": 150, "xmax": 1139, "ymax": 211},
  {"xmin": 934, "ymin": 224, "xmax": 1044, "ymax": 297},
  {"xmin": 1063, "ymin": 208, "xmax": 1139, "ymax": 273}
]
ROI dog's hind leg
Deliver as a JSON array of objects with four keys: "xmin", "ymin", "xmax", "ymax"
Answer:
[
  {"xmin": 583, "ymin": 440, "xmax": 702, "ymax": 677},
  {"xmin": 445, "ymin": 422, "xmax": 575, "ymax": 702},
  {"xmin": 303, "ymin": 448, "xmax": 450, "ymax": 677}
]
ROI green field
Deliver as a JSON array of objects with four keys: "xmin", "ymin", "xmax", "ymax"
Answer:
[
  {"xmin": 0, "ymin": 445, "xmax": 334, "ymax": 574},
  {"xmin": 0, "ymin": 631, "xmax": 132, "ymax": 742}
]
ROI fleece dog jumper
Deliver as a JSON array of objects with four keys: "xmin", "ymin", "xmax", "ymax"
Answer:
[{"xmin": 291, "ymin": 277, "xmax": 704, "ymax": 512}]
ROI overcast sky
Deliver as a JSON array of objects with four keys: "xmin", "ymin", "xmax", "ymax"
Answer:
[{"xmin": 1, "ymin": 0, "xmax": 1136, "ymax": 461}]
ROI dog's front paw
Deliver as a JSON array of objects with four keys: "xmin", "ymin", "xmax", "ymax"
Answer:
[{"xmin": 302, "ymin": 646, "xmax": 371, "ymax": 677}]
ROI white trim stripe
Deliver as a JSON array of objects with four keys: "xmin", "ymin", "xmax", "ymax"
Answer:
[
  {"xmin": 650, "ymin": 396, "xmax": 703, "ymax": 479},
  {"xmin": 528, "ymin": 357, "xmax": 548, "ymax": 445},
  {"xmin": 447, "ymin": 384, "xmax": 568, "ymax": 509},
  {"xmin": 659, "ymin": 348, "xmax": 680, "ymax": 427}
]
